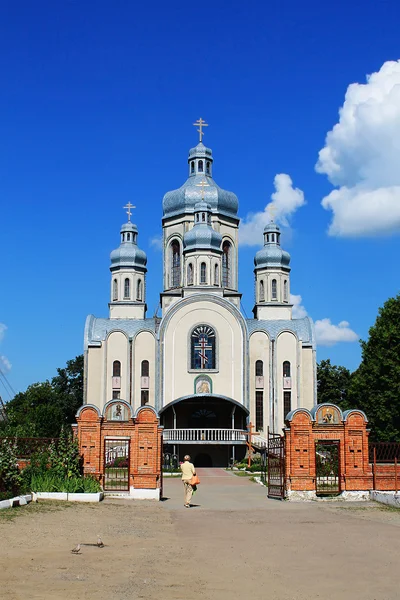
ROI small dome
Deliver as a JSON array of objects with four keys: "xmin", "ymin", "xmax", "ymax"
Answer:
[
  {"xmin": 162, "ymin": 143, "xmax": 239, "ymax": 219},
  {"xmin": 254, "ymin": 221, "xmax": 291, "ymax": 269},
  {"xmin": 110, "ymin": 222, "xmax": 147, "ymax": 270},
  {"xmin": 183, "ymin": 203, "xmax": 222, "ymax": 253}
]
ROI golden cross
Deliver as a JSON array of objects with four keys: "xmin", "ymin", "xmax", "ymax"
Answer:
[
  {"xmin": 123, "ymin": 202, "xmax": 136, "ymax": 222},
  {"xmin": 195, "ymin": 178, "xmax": 210, "ymax": 200},
  {"xmin": 193, "ymin": 117, "xmax": 208, "ymax": 142}
]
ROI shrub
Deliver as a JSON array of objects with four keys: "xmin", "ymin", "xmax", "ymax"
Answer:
[{"xmin": 0, "ymin": 439, "xmax": 22, "ymax": 497}]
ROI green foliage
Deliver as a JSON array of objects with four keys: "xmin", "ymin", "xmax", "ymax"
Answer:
[
  {"xmin": 30, "ymin": 473, "xmax": 101, "ymax": 493},
  {"xmin": 348, "ymin": 294, "xmax": 400, "ymax": 442},
  {"xmin": 0, "ymin": 439, "xmax": 22, "ymax": 497},
  {"xmin": 48, "ymin": 427, "xmax": 81, "ymax": 478},
  {"xmin": 0, "ymin": 355, "xmax": 83, "ymax": 438},
  {"xmin": 317, "ymin": 359, "xmax": 352, "ymax": 410}
]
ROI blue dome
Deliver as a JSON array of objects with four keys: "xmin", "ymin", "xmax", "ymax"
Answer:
[
  {"xmin": 183, "ymin": 201, "xmax": 222, "ymax": 253},
  {"xmin": 254, "ymin": 222, "xmax": 291, "ymax": 269},
  {"xmin": 162, "ymin": 143, "xmax": 239, "ymax": 219},
  {"xmin": 110, "ymin": 222, "xmax": 147, "ymax": 270}
]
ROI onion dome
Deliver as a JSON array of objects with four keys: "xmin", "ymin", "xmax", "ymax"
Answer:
[
  {"xmin": 254, "ymin": 221, "xmax": 291, "ymax": 269},
  {"xmin": 162, "ymin": 143, "xmax": 239, "ymax": 219},
  {"xmin": 183, "ymin": 201, "xmax": 223, "ymax": 253},
  {"xmin": 110, "ymin": 222, "xmax": 147, "ymax": 271}
]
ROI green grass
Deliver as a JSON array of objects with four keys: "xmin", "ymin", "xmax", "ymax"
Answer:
[{"xmin": 0, "ymin": 499, "xmax": 70, "ymax": 523}]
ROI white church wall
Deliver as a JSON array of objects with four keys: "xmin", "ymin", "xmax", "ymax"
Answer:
[
  {"xmin": 276, "ymin": 331, "xmax": 298, "ymax": 432},
  {"xmin": 248, "ymin": 331, "xmax": 270, "ymax": 432},
  {"xmin": 161, "ymin": 299, "xmax": 244, "ymax": 408},
  {"xmin": 301, "ymin": 346, "xmax": 315, "ymax": 409},
  {"xmin": 134, "ymin": 331, "xmax": 156, "ymax": 410},
  {"xmin": 86, "ymin": 347, "xmax": 103, "ymax": 408},
  {"xmin": 106, "ymin": 331, "xmax": 130, "ymax": 404}
]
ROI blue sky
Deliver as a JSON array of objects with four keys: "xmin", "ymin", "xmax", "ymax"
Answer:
[{"xmin": 1, "ymin": 0, "xmax": 400, "ymax": 397}]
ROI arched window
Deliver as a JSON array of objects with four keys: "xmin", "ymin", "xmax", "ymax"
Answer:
[
  {"xmin": 127, "ymin": 233, "xmax": 131, "ymax": 241},
  {"xmin": 191, "ymin": 325, "xmax": 216, "ymax": 369},
  {"xmin": 141, "ymin": 360, "xmax": 149, "ymax": 377},
  {"xmin": 136, "ymin": 279, "xmax": 142, "ymax": 301},
  {"xmin": 284, "ymin": 280, "xmax": 288, "ymax": 301},
  {"xmin": 271, "ymin": 234, "xmax": 275, "ymax": 242},
  {"xmin": 113, "ymin": 279, "xmax": 118, "ymax": 301},
  {"xmin": 259, "ymin": 280, "xmax": 264, "ymax": 302},
  {"xmin": 271, "ymin": 279, "xmax": 277, "ymax": 300},
  {"xmin": 214, "ymin": 263, "xmax": 219, "ymax": 286},
  {"xmin": 283, "ymin": 361, "xmax": 291, "ymax": 377},
  {"xmin": 122, "ymin": 233, "xmax": 125, "ymax": 242},
  {"xmin": 256, "ymin": 391, "xmax": 263, "ymax": 431},
  {"xmin": 171, "ymin": 240, "xmax": 181, "ymax": 288},
  {"xmin": 255, "ymin": 360, "xmax": 263, "ymax": 377},
  {"xmin": 222, "ymin": 241, "xmax": 231, "ymax": 288},
  {"xmin": 206, "ymin": 161, "xmax": 210, "ymax": 174},
  {"xmin": 124, "ymin": 278, "xmax": 130, "ymax": 299},
  {"xmin": 202, "ymin": 212, "xmax": 205, "ymax": 222},
  {"xmin": 200, "ymin": 262, "xmax": 207, "ymax": 284},
  {"xmin": 187, "ymin": 263, "xmax": 193, "ymax": 285},
  {"xmin": 191, "ymin": 161, "xmax": 195, "ymax": 173},
  {"xmin": 113, "ymin": 360, "xmax": 121, "ymax": 377},
  {"xmin": 198, "ymin": 160, "xmax": 203, "ymax": 172}
]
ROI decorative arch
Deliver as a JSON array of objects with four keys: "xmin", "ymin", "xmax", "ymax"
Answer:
[
  {"xmin": 222, "ymin": 240, "xmax": 232, "ymax": 288},
  {"xmin": 170, "ymin": 239, "xmax": 181, "ymax": 288},
  {"xmin": 103, "ymin": 399, "xmax": 134, "ymax": 421}
]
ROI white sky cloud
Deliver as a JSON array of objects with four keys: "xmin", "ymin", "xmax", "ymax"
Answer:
[
  {"xmin": 0, "ymin": 324, "xmax": 11, "ymax": 372},
  {"xmin": 316, "ymin": 60, "xmax": 400, "ymax": 237},
  {"xmin": 240, "ymin": 174, "xmax": 305, "ymax": 246},
  {"xmin": 290, "ymin": 295, "xmax": 358, "ymax": 347}
]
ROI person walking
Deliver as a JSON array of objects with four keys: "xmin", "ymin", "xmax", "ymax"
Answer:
[{"xmin": 180, "ymin": 454, "xmax": 196, "ymax": 508}]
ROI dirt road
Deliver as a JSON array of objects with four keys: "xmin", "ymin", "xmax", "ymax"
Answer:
[{"xmin": 1, "ymin": 469, "xmax": 399, "ymax": 600}]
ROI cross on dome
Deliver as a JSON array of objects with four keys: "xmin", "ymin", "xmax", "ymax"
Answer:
[
  {"xmin": 123, "ymin": 202, "xmax": 136, "ymax": 222},
  {"xmin": 267, "ymin": 203, "xmax": 277, "ymax": 222},
  {"xmin": 195, "ymin": 178, "xmax": 210, "ymax": 200},
  {"xmin": 193, "ymin": 117, "xmax": 209, "ymax": 142}
]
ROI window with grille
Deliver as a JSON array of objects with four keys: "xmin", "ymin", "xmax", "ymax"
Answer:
[
  {"xmin": 222, "ymin": 241, "xmax": 231, "ymax": 288},
  {"xmin": 283, "ymin": 361, "xmax": 291, "ymax": 377},
  {"xmin": 113, "ymin": 361, "xmax": 121, "ymax": 377},
  {"xmin": 171, "ymin": 240, "xmax": 181, "ymax": 288},
  {"xmin": 259, "ymin": 280, "xmax": 264, "ymax": 302},
  {"xmin": 255, "ymin": 360, "xmax": 263, "ymax": 377},
  {"xmin": 191, "ymin": 325, "xmax": 216, "ymax": 370},
  {"xmin": 187, "ymin": 263, "xmax": 193, "ymax": 285},
  {"xmin": 256, "ymin": 391, "xmax": 263, "ymax": 431},
  {"xmin": 124, "ymin": 278, "xmax": 130, "ymax": 299},
  {"xmin": 136, "ymin": 279, "xmax": 142, "ymax": 301},
  {"xmin": 200, "ymin": 262, "xmax": 207, "ymax": 284},
  {"xmin": 214, "ymin": 264, "xmax": 219, "ymax": 285},
  {"xmin": 113, "ymin": 279, "xmax": 118, "ymax": 301},
  {"xmin": 141, "ymin": 360, "xmax": 149, "ymax": 377},
  {"xmin": 271, "ymin": 279, "xmax": 277, "ymax": 300},
  {"xmin": 284, "ymin": 391, "xmax": 291, "ymax": 419}
]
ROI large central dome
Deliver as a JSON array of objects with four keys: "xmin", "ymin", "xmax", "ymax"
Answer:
[{"xmin": 162, "ymin": 143, "xmax": 239, "ymax": 219}]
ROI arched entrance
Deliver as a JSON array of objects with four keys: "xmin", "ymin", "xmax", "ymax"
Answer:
[{"xmin": 160, "ymin": 395, "xmax": 248, "ymax": 467}]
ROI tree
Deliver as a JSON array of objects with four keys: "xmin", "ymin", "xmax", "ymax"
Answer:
[
  {"xmin": 317, "ymin": 359, "xmax": 352, "ymax": 410},
  {"xmin": 0, "ymin": 355, "xmax": 84, "ymax": 438},
  {"xmin": 349, "ymin": 294, "xmax": 400, "ymax": 442}
]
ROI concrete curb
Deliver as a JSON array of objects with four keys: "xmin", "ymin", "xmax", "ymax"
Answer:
[
  {"xmin": 370, "ymin": 491, "xmax": 400, "ymax": 509},
  {"xmin": 0, "ymin": 494, "xmax": 32, "ymax": 510},
  {"xmin": 32, "ymin": 492, "xmax": 104, "ymax": 502}
]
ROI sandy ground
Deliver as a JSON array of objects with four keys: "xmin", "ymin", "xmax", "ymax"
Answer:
[{"xmin": 0, "ymin": 469, "xmax": 399, "ymax": 600}]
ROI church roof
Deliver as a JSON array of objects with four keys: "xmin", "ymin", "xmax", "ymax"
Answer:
[
  {"xmin": 246, "ymin": 317, "xmax": 315, "ymax": 347},
  {"xmin": 110, "ymin": 221, "xmax": 147, "ymax": 270},
  {"xmin": 254, "ymin": 221, "xmax": 291, "ymax": 270},
  {"xmin": 84, "ymin": 316, "xmax": 157, "ymax": 347},
  {"xmin": 162, "ymin": 143, "xmax": 239, "ymax": 220}
]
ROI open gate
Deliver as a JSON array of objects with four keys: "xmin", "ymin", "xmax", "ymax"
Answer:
[
  {"xmin": 315, "ymin": 440, "xmax": 340, "ymax": 496},
  {"xmin": 104, "ymin": 439, "xmax": 130, "ymax": 492},
  {"xmin": 267, "ymin": 429, "xmax": 286, "ymax": 499}
]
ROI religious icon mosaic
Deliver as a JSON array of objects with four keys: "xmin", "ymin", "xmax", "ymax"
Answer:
[{"xmin": 317, "ymin": 406, "xmax": 340, "ymax": 425}]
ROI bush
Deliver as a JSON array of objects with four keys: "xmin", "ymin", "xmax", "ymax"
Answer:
[
  {"xmin": 0, "ymin": 439, "xmax": 22, "ymax": 497},
  {"xmin": 30, "ymin": 473, "xmax": 101, "ymax": 493}
]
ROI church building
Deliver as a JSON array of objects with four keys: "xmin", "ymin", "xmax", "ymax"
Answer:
[{"xmin": 84, "ymin": 121, "xmax": 316, "ymax": 466}]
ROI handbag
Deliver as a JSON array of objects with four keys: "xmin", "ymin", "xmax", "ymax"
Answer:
[{"xmin": 190, "ymin": 474, "xmax": 200, "ymax": 486}]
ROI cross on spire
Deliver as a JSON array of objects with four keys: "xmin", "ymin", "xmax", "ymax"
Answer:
[
  {"xmin": 267, "ymin": 203, "xmax": 277, "ymax": 222},
  {"xmin": 123, "ymin": 202, "xmax": 136, "ymax": 222},
  {"xmin": 193, "ymin": 117, "xmax": 208, "ymax": 142},
  {"xmin": 195, "ymin": 178, "xmax": 210, "ymax": 200}
]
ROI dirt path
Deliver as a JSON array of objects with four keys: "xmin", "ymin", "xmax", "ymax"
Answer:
[{"xmin": 1, "ymin": 471, "xmax": 399, "ymax": 600}]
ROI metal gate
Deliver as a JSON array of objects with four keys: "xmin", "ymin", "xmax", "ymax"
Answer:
[
  {"xmin": 267, "ymin": 430, "xmax": 286, "ymax": 499},
  {"xmin": 315, "ymin": 440, "xmax": 340, "ymax": 496},
  {"xmin": 104, "ymin": 439, "xmax": 130, "ymax": 492}
]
